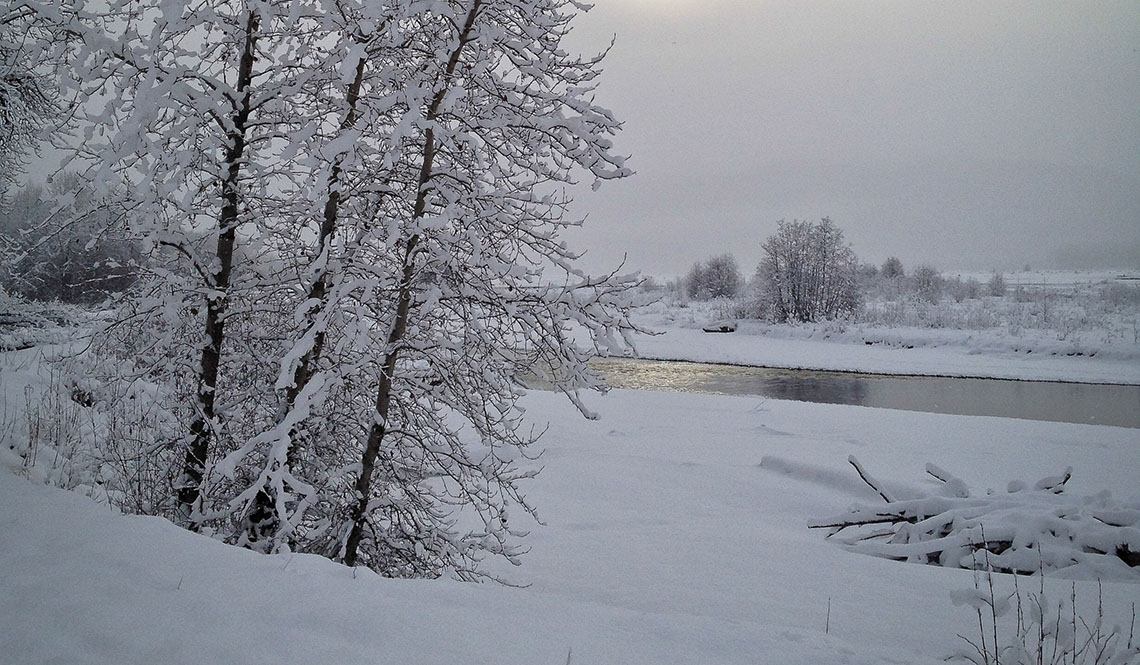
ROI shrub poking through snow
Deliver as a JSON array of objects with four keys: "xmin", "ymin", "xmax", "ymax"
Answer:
[
  {"xmin": 951, "ymin": 565, "xmax": 1139, "ymax": 665},
  {"xmin": 808, "ymin": 456, "xmax": 1140, "ymax": 581}
]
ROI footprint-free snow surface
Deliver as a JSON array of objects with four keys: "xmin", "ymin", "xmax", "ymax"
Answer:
[{"xmin": 3, "ymin": 386, "xmax": 1138, "ymax": 664}]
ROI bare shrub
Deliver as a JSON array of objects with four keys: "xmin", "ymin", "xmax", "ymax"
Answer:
[
  {"xmin": 949, "ymin": 277, "xmax": 983, "ymax": 301},
  {"xmin": 754, "ymin": 218, "xmax": 861, "ymax": 323},
  {"xmin": 912, "ymin": 265, "xmax": 944, "ymax": 303},
  {"xmin": 953, "ymin": 567, "xmax": 1139, "ymax": 665},
  {"xmin": 2, "ymin": 350, "xmax": 184, "ymax": 516},
  {"xmin": 988, "ymin": 273, "xmax": 1008, "ymax": 297},
  {"xmin": 685, "ymin": 254, "xmax": 743, "ymax": 301}
]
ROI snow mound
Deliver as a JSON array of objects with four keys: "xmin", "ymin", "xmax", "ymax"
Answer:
[{"xmin": 810, "ymin": 457, "xmax": 1140, "ymax": 581}]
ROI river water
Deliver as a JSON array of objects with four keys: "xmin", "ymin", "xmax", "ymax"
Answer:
[{"xmin": 591, "ymin": 358, "xmax": 1140, "ymax": 429}]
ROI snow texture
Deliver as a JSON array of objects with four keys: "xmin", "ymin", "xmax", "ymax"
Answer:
[
  {"xmin": 3, "ymin": 380, "xmax": 1138, "ymax": 664},
  {"xmin": 810, "ymin": 458, "xmax": 1140, "ymax": 580}
]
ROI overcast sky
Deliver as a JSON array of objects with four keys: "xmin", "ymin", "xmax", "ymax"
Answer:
[{"xmin": 564, "ymin": 1, "xmax": 1140, "ymax": 278}]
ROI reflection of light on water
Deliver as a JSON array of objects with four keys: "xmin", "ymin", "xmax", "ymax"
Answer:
[
  {"xmin": 584, "ymin": 358, "xmax": 1140, "ymax": 429},
  {"xmin": 590, "ymin": 358, "xmax": 886, "ymax": 396}
]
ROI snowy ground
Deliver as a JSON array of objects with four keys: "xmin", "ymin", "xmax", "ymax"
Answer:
[
  {"xmin": 625, "ymin": 319, "xmax": 1140, "ymax": 385},
  {"xmin": 3, "ymin": 273, "xmax": 1139, "ymax": 664},
  {"xmin": 629, "ymin": 272, "xmax": 1140, "ymax": 385},
  {"xmin": 3, "ymin": 377, "xmax": 1138, "ymax": 664}
]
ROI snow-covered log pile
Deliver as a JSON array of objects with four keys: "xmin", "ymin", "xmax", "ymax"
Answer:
[{"xmin": 809, "ymin": 456, "xmax": 1140, "ymax": 581}]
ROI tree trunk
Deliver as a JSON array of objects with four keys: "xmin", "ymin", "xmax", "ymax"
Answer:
[
  {"xmin": 242, "ymin": 54, "xmax": 368, "ymax": 547},
  {"xmin": 177, "ymin": 8, "xmax": 260, "ymax": 528},
  {"xmin": 342, "ymin": 0, "xmax": 482, "ymax": 567}
]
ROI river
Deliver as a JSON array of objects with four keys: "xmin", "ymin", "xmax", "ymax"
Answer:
[{"xmin": 591, "ymin": 357, "xmax": 1140, "ymax": 429}]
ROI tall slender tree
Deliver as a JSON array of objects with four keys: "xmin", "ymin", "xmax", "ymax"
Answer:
[
  {"xmin": 232, "ymin": 2, "xmax": 412, "ymax": 551},
  {"xmin": 58, "ymin": 0, "xmax": 638, "ymax": 579},
  {"xmin": 64, "ymin": 0, "xmax": 316, "ymax": 526},
  {"xmin": 334, "ymin": 0, "xmax": 637, "ymax": 571}
]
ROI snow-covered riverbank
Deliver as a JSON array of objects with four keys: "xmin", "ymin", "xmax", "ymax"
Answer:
[
  {"xmin": 3, "ymin": 385, "xmax": 1138, "ymax": 664},
  {"xmin": 628, "ymin": 291, "xmax": 1140, "ymax": 385},
  {"xmin": 628, "ymin": 319, "xmax": 1140, "ymax": 384}
]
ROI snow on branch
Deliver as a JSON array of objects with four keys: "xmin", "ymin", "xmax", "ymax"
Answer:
[{"xmin": 809, "ymin": 457, "xmax": 1140, "ymax": 581}]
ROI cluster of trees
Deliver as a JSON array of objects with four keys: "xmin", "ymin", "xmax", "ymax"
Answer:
[
  {"xmin": 5, "ymin": 0, "xmax": 638, "ymax": 578},
  {"xmin": 682, "ymin": 218, "xmax": 860, "ymax": 323},
  {"xmin": 865, "ymin": 258, "xmax": 1009, "ymax": 303},
  {"xmin": 681, "ymin": 219, "xmax": 1015, "ymax": 323}
]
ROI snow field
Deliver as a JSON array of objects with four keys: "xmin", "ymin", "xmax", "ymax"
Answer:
[
  {"xmin": 630, "ymin": 270, "xmax": 1140, "ymax": 385},
  {"xmin": 4, "ymin": 385, "xmax": 1138, "ymax": 664}
]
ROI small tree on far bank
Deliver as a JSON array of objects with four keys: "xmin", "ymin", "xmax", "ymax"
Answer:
[
  {"xmin": 685, "ymin": 254, "xmax": 743, "ymax": 301},
  {"xmin": 987, "ymin": 272, "xmax": 1007, "ymax": 297},
  {"xmin": 755, "ymin": 218, "xmax": 860, "ymax": 323},
  {"xmin": 912, "ymin": 265, "xmax": 943, "ymax": 303},
  {"xmin": 881, "ymin": 256, "xmax": 904, "ymax": 279}
]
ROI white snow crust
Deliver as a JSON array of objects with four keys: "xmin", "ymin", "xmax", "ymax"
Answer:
[
  {"xmin": 3, "ymin": 385, "xmax": 1138, "ymax": 664},
  {"xmin": 629, "ymin": 308, "xmax": 1140, "ymax": 385}
]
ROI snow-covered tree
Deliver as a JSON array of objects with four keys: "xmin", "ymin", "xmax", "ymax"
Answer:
[
  {"xmin": 320, "ymin": 0, "xmax": 637, "ymax": 572},
  {"xmin": 755, "ymin": 218, "xmax": 860, "ymax": 323},
  {"xmin": 61, "ymin": 0, "xmax": 346, "ymax": 526},
  {"xmin": 0, "ymin": 3, "xmax": 65, "ymax": 197},
  {"xmin": 61, "ymin": 0, "xmax": 638, "ymax": 578},
  {"xmin": 881, "ymin": 256, "xmax": 904, "ymax": 279},
  {"xmin": 684, "ymin": 254, "xmax": 743, "ymax": 301}
]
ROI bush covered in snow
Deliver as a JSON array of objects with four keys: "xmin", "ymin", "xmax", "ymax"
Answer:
[
  {"xmin": 684, "ymin": 254, "xmax": 744, "ymax": 301},
  {"xmin": 752, "ymin": 218, "xmax": 861, "ymax": 323},
  {"xmin": 810, "ymin": 457, "xmax": 1140, "ymax": 581}
]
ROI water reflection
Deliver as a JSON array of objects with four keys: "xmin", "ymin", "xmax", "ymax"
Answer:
[{"xmin": 590, "ymin": 358, "xmax": 1140, "ymax": 429}]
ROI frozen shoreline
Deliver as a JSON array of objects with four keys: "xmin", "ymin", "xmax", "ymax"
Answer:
[{"xmin": 626, "ymin": 318, "xmax": 1140, "ymax": 386}]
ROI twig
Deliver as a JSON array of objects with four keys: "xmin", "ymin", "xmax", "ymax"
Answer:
[
  {"xmin": 848, "ymin": 455, "xmax": 895, "ymax": 502},
  {"xmin": 807, "ymin": 513, "xmax": 912, "ymax": 530},
  {"xmin": 926, "ymin": 462, "xmax": 952, "ymax": 484},
  {"xmin": 1129, "ymin": 603, "xmax": 1136, "ymax": 650},
  {"xmin": 980, "ymin": 526, "xmax": 999, "ymax": 665}
]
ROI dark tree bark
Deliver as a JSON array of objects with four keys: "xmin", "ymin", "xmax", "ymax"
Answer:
[
  {"xmin": 177, "ymin": 8, "xmax": 260, "ymax": 528},
  {"xmin": 342, "ymin": 0, "xmax": 483, "ymax": 567},
  {"xmin": 242, "ymin": 52, "xmax": 369, "ymax": 547}
]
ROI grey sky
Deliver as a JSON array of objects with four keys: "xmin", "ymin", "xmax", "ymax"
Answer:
[{"xmin": 566, "ymin": 1, "xmax": 1140, "ymax": 277}]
